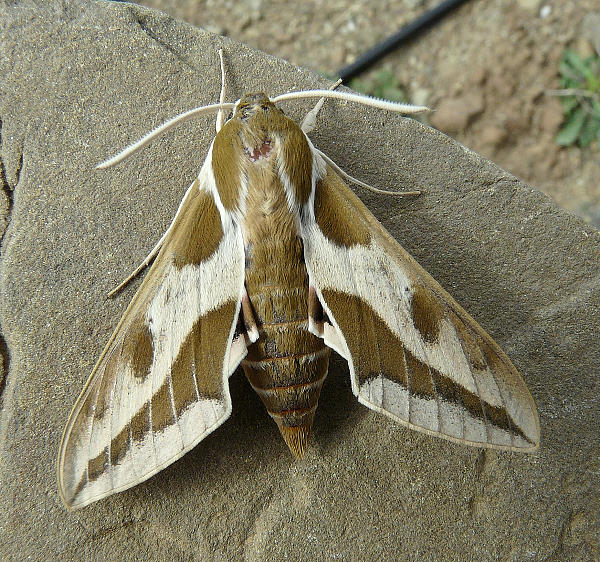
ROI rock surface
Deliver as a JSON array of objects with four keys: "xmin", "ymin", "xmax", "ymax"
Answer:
[{"xmin": 0, "ymin": 2, "xmax": 598, "ymax": 560}]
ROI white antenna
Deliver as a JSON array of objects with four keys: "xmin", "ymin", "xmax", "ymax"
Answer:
[
  {"xmin": 96, "ymin": 86, "xmax": 427, "ymax": 170},
  {"xmin": 273, "ymin": 89, "xmax": 427, "ymax": 114},
  {"xmin": 96, "ymin": 102, "xmax": 235, "ymax": 169}
]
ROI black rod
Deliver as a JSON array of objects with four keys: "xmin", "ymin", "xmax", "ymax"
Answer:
[{"xmin": 336, "ymin": 0, "xmax": 471, "ymax": 83}]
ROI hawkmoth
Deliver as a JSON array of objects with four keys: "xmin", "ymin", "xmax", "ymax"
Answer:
[{"xmin": 57, "ymin": 53, "xmax": 540, "ymax": 510}]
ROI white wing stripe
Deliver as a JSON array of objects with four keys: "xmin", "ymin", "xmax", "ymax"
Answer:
[
  {"xmin": 304, "ymin": 223, "xmax": 479, "ymax": 391},
  {"xmin": 79, "ymin": 231, "xmax": 242, "ymax": 450},
  {"xmin": 70, "ymin": 398, "xmax": 226, "ymax": 508}
]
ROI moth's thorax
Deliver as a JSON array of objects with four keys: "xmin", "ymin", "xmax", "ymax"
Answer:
[{"xmin": 211, "ymin": 93, "xmax": 314, "ymax": 220}]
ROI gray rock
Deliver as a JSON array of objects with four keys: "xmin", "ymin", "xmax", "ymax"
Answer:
[{"xmin": 0, "ymin": 1, "xmax": 598, "ymax": 560}]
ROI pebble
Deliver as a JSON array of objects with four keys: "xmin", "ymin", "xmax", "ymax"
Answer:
[{"xmin": 430, "ymin": 91, "xmax": 485, "ymax": 133}]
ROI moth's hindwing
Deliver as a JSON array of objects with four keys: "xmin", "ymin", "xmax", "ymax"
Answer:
[
  {"xmin": 58, "ymin": 178, "xmax": 246, "ymax": 510},
  {"xmin": 303, "ymin": 165, "xmax": 540, "ymax": 451}
]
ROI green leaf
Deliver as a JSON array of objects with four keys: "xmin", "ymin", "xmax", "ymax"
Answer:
[
  {"xmin": 349, "ymin": 70, "xmax": 407, "ymax": 103},
  {"xmin": 584, "ymin": 56, "xmax": 600, "ymax": 91},
  {"xmin": 563, "ymin": 50, "xmax": 596, "ymax": 82},
  {"xmin": 559, "ymin": 60, "xmax": 584, "ymax": 85},
  {"xmin": 579, "ymin": 114, "xmax": 600, "ymax": 147},
  {"xmin": 560, "ymin": 95, "xmax": 578, "ymax": 113},
  {"xmin": 349, "ymin": 78, "xmax": 370, "ymax": 95},
  {"xmin": 556, "ymin": 107, "xmax": 586, "ymax": 146}
]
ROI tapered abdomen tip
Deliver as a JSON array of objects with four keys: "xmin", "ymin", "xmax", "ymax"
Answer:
[{"xmin": 277, "ymin": 423, "xmax": 311, "ymax": 458}]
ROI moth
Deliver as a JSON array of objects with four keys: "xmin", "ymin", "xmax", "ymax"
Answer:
[{"xmin": 58, "ymin": 53, "xmax": 540, "ymax": 510}]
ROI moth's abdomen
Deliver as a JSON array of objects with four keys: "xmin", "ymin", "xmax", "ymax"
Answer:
[
  {"xmin": 241, "ymin": 288, "xmax": 331, "ymax": 457},
  {"xmin": 238, "ymin": 176, "xmax": 329, "ymax": 457}
]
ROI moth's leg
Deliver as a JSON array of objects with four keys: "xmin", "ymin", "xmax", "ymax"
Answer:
[
  {"xmin": 301, "ymin": 78, "xmax": 343, "ymax": 133},
  {"xmin": 107, "ymin": 178, "xmax": 198, "ymax": 297},
  {"xmin": 316, "ymin": 148, "xmax": 421, "ymax": 197},
  {"xmin": 240, "ymin": 289, "xmax": 259, "ymax": 343},
  {"xmin": 307, "ymin": 286, "xmax": 325, "ymax": 337},
  {"xmin": 216, "ymin": 49, "xmax": 227, "ymax": 133},
  {"xmin": 300, "ymin": 79, "xmax": 420, "ymax": 197}
]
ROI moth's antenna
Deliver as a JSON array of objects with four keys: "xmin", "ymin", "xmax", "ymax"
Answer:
[
  {"xmin": 96, "ymin": 102, "xmax": 235, "ymax": 169},
  {"xmin": 272, "ymin": 90, "xmax": 428, "ymax": 115},
  {"xmin": 216, "ymin": 49, "xmax": 227, "ymax": 133}
]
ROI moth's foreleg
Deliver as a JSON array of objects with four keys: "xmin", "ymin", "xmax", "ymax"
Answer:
[
  {"xmin": 107, "ymin": 237, "xmax": 163, "ymax": 297},
  {"xmin": 301, "ymin": 78, "xmax": 343, "ymax": 134},
  {"xmin": 316, "ymin": 149, "xmax": 421, "ymax": 197},
  {"xmin": 216, "ymin": 49, "xmax": 227, "ymax": 133}
]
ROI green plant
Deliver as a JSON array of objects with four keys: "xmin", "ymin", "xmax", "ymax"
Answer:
[
  {"xmin": 350, "ymin": 69, "xmax": 408, "ymax": 103},
  {"xmin": 555, "ymin": 49, "xmax": 600, "ymax": 147}
]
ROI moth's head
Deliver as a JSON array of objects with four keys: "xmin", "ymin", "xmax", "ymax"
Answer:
[
  {"xmin": 233, "ymin": 93, "xmax": 280, "ymax": 122},
  {"xmin": 225, "ymin": 93, "xmax": 299, "ymax": 165}
]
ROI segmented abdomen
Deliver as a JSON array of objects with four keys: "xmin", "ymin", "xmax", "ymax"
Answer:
[{"xmin": 242, "ymin": 283, "xmax": 330, "ymax": 457}]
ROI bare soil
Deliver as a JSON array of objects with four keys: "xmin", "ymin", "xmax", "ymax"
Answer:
[{"xmin": 135, "ymin": 0, "xmax": 600, "ymax": 226}]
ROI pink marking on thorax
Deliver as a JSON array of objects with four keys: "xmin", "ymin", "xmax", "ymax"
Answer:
[{"xmin": 246, "ymin": 140, "xmax": 273, "ymax": 162}]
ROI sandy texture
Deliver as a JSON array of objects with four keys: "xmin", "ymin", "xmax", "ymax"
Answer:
[{"xmin": 0, "ymin": 2, "xmax": 598, "ymax": 560}]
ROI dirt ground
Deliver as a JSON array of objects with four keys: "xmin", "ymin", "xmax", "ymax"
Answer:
[{"xmin": 133, "ymin": 0, "xmax": 600, "ymax": 227}]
